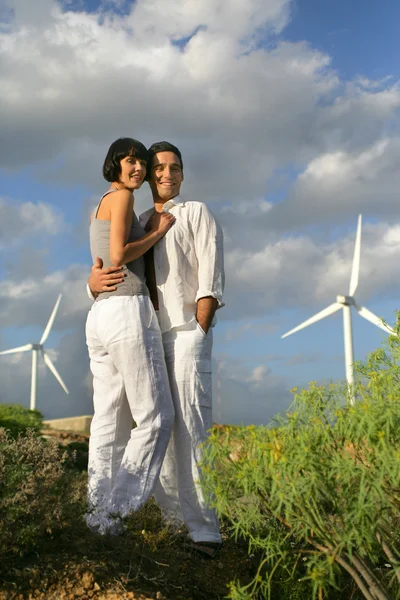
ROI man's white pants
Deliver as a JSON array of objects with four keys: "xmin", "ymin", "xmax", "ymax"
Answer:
[
  {"xmin": 85, "ymin": 295, "xmax": 174, "ymax": 529},
  {"xmin": 154, "ymin": 320, "xmax": 222, "ymax": 544}
]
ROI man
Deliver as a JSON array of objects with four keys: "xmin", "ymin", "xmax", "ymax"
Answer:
[{"xmin": 88, "ymin": 141, "xmax": 225, "ymax": 557}]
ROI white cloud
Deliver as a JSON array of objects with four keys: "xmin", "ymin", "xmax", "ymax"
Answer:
[
  {"xmin": 0, "ymin": 328, "xmax": 294, "ymax": 424},
  {"xmin": 224, "ymin": 319, "xmax": 280, "ymax": 341},
  {"xmin": 223, "ymin": 219, "xmax": 400, "ymax": 320},
  {"xmin": 0, "ymin": 328, "xmax": 92, "ymax": 419},
  {"xmin": 0, "ymin": 197, "xmax": 66, "ymax": 247},
  {"xmin": 129, "ymin": 0, "xmax": 292, "ymax": 44},
  {"xmin": 0, "ymin": 0, "xmax": 397, "ymax": 209},
  {"xmin": 215, "ymin": 357, "xmax": 292, "ymax": 425},
  {"xmin": 0, "ymin": 265, "xmax": 91, "ymax": 331},
  {"xmin": 248, "ymin": 364, "xmax": 271, "ymax": 385},
  {"xmin": 265, "ymin": 137, "xmax": 400, "ymax": 231},
  {"xmin": 1, "ymin": 211, "xmax": 397, "ymax": 422},
  {"xmin": 1, "ymin": 0, "xmax": 400, "ymax": 424}
]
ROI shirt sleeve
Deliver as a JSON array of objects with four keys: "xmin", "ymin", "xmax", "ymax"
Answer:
[
  {"xmin": 191, "ymin": 203, "xmax": 225, "ymax": 308},
  {"xmin": 86, "ymin": 283, "xmax": 95, "ymax": 301}
]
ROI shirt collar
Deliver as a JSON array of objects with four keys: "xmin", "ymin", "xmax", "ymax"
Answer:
[
  {"xmin": 162, "ymin": 195, "xmax": 185, "ymax": 211},
  {"xmin": 140, "ymin": 196, "xmax": 185, "ymax": 221}
]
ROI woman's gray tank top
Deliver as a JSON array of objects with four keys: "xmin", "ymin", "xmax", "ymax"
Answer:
[{"xmin": 89, "ymin": 189, "xmax": 149, "ymax": 301}]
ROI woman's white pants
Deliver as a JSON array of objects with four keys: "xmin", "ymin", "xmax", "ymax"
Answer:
[{"xmin": 85, "ymin": 295, "xmax": 174, "ymax": 530}]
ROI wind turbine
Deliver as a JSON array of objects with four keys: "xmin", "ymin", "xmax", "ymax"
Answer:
[
  {"xmin": 281, "ymin": 215, "xmax": 394, "ymax": 402},
  {"xmin": 0, "ymin": 294, "xmax": 69, "ymax": 410}
]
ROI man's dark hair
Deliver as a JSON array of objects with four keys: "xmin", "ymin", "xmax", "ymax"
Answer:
[
  {"xmin": 147, "ymin": 141, "xmax": 183, "ymax": 176},
  {"xmin": 102, "ymin": 137, "xmax": 149, "ymax": 183}
]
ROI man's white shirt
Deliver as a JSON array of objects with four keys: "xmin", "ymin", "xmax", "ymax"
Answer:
[
  {"xmin": 139, "ymin": 197, "xmax": 224, "ymax": 334},
  {"xmin": 87, "ymin": 196, "xmax": 225, "ymax": 334}
]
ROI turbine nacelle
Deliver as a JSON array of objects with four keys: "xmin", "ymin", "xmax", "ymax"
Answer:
[{"xmin": 336, "ymin": 295, "xmax": 355, "ymax": 306}]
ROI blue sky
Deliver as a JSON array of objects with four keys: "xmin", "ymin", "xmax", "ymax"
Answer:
[
  {"xmin": 286, "ymin": 0, "xmax": 400, "ymax": 81},
  {"xmin": 1, "ymin": 0, "xmax": 399, "ymax": 425}
]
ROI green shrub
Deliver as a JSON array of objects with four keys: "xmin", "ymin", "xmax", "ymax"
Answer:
[
  {"xmin": 202, "ymin": 323, "xmax": 400, "ymax": 600},
  {"xmin": 0, "ymin": 428, "xmax": 86, "ymax": 559},
  {"xmin": 0, "ymin": 403, "xmax": 43, "ymax": 438},
  {"xmin": 65, "ymin": 440, "xmax": 89, "ymax": 471}
]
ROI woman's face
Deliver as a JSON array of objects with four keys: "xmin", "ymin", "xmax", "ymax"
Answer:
[{"xmin": 118, "ymin": 155, "xmax": 147, "ymax": 191}]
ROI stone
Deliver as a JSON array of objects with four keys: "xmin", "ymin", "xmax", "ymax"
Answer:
[{"xmin": 82, "ymin": 571, "xmax": 95, "ymax": 590}]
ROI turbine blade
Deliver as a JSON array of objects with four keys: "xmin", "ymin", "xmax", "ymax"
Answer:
[
  {"xmin": 281, "ymin": 303, "xmax": 342, "ymax": 339},
  {"xmin": 355, "ymin": 304, "xmax": 395, "ymax": 335},
  {"xmin": 40, "ymin": 294, "xmax": 62, "ymax": 345},
  {"xmin": 0, "ymin": 344, "xmax": 33, "ymax": 356},
  {"xmin": 349, "ymin": 214, "xmax": 362, "ymax": 297},
  {"xmin": 43, "ymin": 352, "xmax": 69, "ymax": 394}
]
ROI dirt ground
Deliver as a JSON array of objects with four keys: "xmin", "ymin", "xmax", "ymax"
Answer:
[
  {"xmin": 0, "ymin": 517, "xmax": 256, "ymax": 600},
  {"xmin": 0, "ymin": 428, "xmax": 257, "ymax": 600}
]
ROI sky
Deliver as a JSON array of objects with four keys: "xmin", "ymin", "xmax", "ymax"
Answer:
[{"xmin": 0, "ymin": 0, "xmax": 399, "ymax": 426}]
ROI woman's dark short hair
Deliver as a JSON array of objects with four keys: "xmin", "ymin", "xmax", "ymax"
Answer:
[
  {"xmin": 147, "ymin": 141, "xmax": 183, "ymax": 178},
  {"xmin": 102, "ymin": 138, "xmax": 149, "ymax": 183}
]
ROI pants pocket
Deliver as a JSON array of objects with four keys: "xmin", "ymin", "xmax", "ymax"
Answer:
[
  {"xmin": 142, "ymin": 296, "xmax": 156, "ymax": 330},
  {"xmin": 192, "ymin": 359, "xmax": 212, "ymax": 408},
  {"xmin": 195, "ymin": 320, "xmax": 207, "ymax": 337}
]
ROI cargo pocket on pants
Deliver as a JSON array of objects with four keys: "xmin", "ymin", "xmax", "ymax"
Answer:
[{"xmin": 192, "ymin": 359, "xmax": 212, "ymax": 408}]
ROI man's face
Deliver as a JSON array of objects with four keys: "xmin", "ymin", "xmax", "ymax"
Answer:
[{"xmin": 149, "ymin": 151, "xmax": 183, "ymax": 201}]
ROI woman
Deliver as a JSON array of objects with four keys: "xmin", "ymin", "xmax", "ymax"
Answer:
[{"xmin": 86, "ymin": 137, "xmax": 175, "ymax": 534}]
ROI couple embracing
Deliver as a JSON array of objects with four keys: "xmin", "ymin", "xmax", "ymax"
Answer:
[{"xmin": 85, "ymin": 138, "xmax": 225, "ymax": 559}]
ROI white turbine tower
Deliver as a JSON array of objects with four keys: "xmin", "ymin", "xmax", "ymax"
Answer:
[
  {"xmin": 0, "ymin": 294, "xmax": 69, "ymax": 410},
  {"xmin": 282, "ymin": 215, "xmax": 395, "ymax": 402}
]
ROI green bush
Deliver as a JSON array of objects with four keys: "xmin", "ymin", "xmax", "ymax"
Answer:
[
  {"xmin": 202, "ymin": 323, "xmax": 400, "ymax": 600},
  {"xmin": 0, "ymin": 403, "xmax": 43, "ymax": 438},
  {"xmin": 65, "ymin": 440, "xmax": 89, "ymax": 471},
  {"xmin": 0, "ymin": 428, "xmax": 86, "ymax": 559}
]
